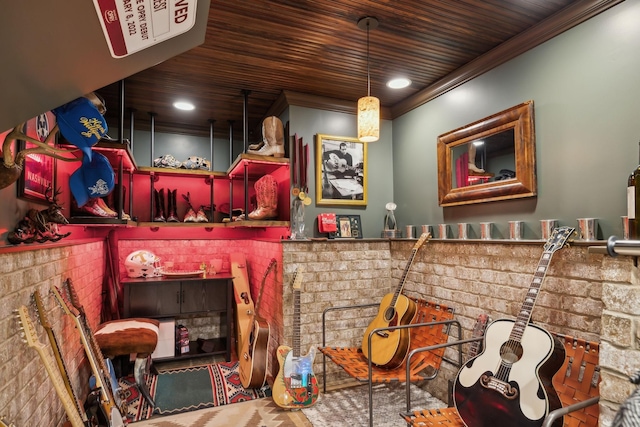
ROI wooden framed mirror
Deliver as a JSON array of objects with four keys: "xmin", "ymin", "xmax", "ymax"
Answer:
[{"xmin": 437, "ymin": 100, "xmax": 536, "ymax": 207}]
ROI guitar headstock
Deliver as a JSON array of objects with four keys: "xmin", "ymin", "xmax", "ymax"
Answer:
[
  {"xmin": 63, "ymin": 278, "xmax": 85, "ymax": 316},
  {"xmin": 292, "ymin": 266, "xmax": 305, "ymax": 290},
  {"xmin": 263, "ymin": 258, "xmax": 277, "ymax": 280},
  {"xmin": 33, "ymin": 290, "xmax": 51, "ymax": 329},
  {"xmin": 544, "ymin": 226, "xmax": 576, "ymax": 253},
  {"xmin": 414, "ymin": 232, "xmax": 431, "ymax": 250},
  {"xmin": 17, "ymin": 305, "xmax": 44, "ymax": 351},
  {"xmin": 51, "ymin": 284, "xmax": 80, "ymax": 318}
]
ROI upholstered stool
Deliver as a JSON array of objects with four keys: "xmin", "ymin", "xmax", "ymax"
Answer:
[{"xmin": 95, "ymin": 318, "xmax": 159, "ymax": 408}]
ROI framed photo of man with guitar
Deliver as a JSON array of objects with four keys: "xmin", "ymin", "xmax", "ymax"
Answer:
[{"xmin": 315, "ymin": 134, "xmax": 367, "ymax": 206}]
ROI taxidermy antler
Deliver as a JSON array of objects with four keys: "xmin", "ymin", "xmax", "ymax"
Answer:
[{"xmin": 0, "ymin": 92, "xmax": 107, "ymax": 190}]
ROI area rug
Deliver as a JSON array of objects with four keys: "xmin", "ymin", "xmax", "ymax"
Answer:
[
  {"xmin": 119, "ymin": 361, "xmax": 271, "ymax": 423},
  {"xmin": 301, "ymin": 382, "xmax": 446, "ymax": 427},
  {"xmin": 129, "ymin": 398, "xmax": 310, "ymax": 427}
]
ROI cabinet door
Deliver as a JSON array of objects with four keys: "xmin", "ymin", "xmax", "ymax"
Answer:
[
  {"xmin": 203, "ymin": 280, "xmax": 228, "ymax": 312},
  {"xmin": 128, "ymin": 281, "xmax": 181, "ymax": 316},
  {"xmin": 180, "ymin": 281, "xmax": 206, "ymax": 314},
  {"xmin": 180, "ymin": 279, "xmax": 228, "ymax": 313}
]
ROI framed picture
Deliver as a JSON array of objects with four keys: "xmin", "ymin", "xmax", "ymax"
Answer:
[
  {"xmin": 17, "ymin": 111, "xmax": 57, "ymax": 203},
  {"xmin": 336, "ymin": 215, "xmax": 363, "ymax": 239},
  {"xmin": 316, "ymin": 134, "xmax": 367, "ymax": 206}
]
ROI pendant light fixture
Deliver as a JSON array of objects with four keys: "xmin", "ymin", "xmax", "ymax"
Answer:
[{"xmin": 357, "ymin": 16, "xmax": 380, "ymax": 143}]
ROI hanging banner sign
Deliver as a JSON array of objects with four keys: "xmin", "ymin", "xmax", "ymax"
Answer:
[{"xmin": 92, "ymin": 0, "xmax": 197, "ymax": 58}]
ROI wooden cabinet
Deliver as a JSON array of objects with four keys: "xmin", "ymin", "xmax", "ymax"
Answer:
[{"xmin": 122, "ymin": 274, "xmax": 233, "ymax": 361}]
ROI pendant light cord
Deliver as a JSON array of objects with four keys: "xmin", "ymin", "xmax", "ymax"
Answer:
[{"xmin": 366, "ymin": 21, "xmax": 371, "ymax": 97}]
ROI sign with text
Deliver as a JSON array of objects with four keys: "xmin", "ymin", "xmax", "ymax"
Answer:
[{"xmin": 93, "ymin": 0, "xmax": 197, "ymax": 58}]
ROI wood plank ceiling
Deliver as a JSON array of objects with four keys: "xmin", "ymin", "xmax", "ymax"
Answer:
[{"xmin": 95, "ymin": 0, "xmax": 609, "ymax": 142}]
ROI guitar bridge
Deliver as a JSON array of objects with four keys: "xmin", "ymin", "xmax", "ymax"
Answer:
[
  {"xmin": 375, "ymin": 331, "xmax": 389, "ymax": 338},
  {"xmin": 480, "ymin": 374, "xmax": 518, "ymax": 400}
]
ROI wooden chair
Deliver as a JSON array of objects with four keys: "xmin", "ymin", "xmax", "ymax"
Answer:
[
  {"xmin": 400, "ymin": 332, "xmax": 600, "ymax": 427},
  {"xmin": 319, "ymin": 297, "xmax": 461, "ymax": 427}
]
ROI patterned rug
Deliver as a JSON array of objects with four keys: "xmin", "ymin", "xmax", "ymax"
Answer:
[
  {"xmin": 128, "ymin": 398, "xmax": 309, "ymax": 427},
  {"xmin": 119, "ymin": 361, "xmax": 271, "ymax": 423},
  {"xmin": 301, "ymin": 382, "xmax": 446, "ymax": 427}
]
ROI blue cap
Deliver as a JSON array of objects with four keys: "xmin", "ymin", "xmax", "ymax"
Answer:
[
  {"xmin": 53, "ymin": 97, "xmax": 108, "ymax": 160},
  {"xmin": 69, "ymin": 152, "xmax": 115, "ymax": 207}
]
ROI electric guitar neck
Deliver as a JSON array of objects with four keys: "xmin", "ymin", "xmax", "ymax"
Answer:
[
  {"xmin": 52, "ymin": 279, "xmax": 125, "ymax": 427},
  {"xmin": 17, "ymin": 305, "xmax": 86, "ymax": 427},
  {"xmin": 33, "ymin": 291, "xmax": 90, "ymax": 425}
]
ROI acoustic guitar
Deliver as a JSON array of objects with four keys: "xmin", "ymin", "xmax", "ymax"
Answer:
[
  {"xmin": 231, "ymin": 253, "xmax": 253, "ymax": 358},
  {"xmin": 17, "ymin": 305, "xmax": 86, "ymax": 427},
  {"xmin": 361, "ymin": 232, "xmax": 430, "ymax": 368},
  {"xmin": 324, "ymin": 153, "xmax": 362, "ymax": 174},
  {"xmin": 239, "ymin": 258, "xmax": 276, "ymax": 389},
  {"xmin": 453, "ymin": 226, "xmax": 575, "ymax": 427},
  {"xmin": 273, "ymin": 267, "xmax": 319, "ymax": 409}
]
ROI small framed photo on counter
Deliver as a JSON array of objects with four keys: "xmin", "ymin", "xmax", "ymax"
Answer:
[{"xmin": 335, "ymin": 215, "xmax": 362, "ymax": 239}]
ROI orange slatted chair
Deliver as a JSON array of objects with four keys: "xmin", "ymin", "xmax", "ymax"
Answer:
[
  {"xmin": 401, "ymin": 333, "xmax": 600, "ymax": 427},
  {"xmin": 319, "ymin": 297, "xmax": 461, "ymax": 427}
]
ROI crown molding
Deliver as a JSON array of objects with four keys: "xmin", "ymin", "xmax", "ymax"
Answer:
[{"xmin": 391, "ymin": 0, "xmax": 624, "ymax": 118}]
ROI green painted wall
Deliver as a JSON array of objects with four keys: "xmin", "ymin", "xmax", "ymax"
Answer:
[{"xmin": 392, "ymin": 0, "xmax": 640, "ymax": 240}]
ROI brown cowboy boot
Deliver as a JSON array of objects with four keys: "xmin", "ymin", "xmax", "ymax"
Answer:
[
  {"xmin": 246, "ymin": 116, "xmax": 285, "ymax": 158},
  {"xmin": 248, "ymin": 174, "xmax": 278, "ymax": 220}
]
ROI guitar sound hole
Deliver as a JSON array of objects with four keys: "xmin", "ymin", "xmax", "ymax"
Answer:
[
  {"xmin": 499, "ymin": 340, "xmax": 523, "ymax": 364},
  {"xmin": 383, "ymin": 307, "xmax": 397, "ymax": 324}
]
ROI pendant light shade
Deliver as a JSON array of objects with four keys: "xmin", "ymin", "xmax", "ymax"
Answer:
[
  {"xmin": 357, "ymin": 17, "xmax": 379, "ymax": 143},
  {"xmin": 357, "ymin": 96, "xmax": 380, "ymax": 142}
]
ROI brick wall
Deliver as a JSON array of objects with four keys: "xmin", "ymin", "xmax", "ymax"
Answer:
[
  {"xmin": 0, "ymin": 240, "xmax": 105, "ymax": 427},
  {"xmin": 283, "ymin": 239, "xmax": 636, "ymax": 426},
  {"xmin": 2, "ymin": 238, "xmax": 638, "ymax": 425}
]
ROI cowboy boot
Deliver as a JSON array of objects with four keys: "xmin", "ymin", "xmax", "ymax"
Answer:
[
  {"xmin": 166, "ymin": 189, "xmax": 180, "ymax": 222},
  {"xmin": 248, "ymin": 140, "xmax": 264, "ymax": 150},
  {"xmin": 246, "ymin": 116, "xmax": 285, "ymax": 158},
  {"xmin": 182, "ymin": 192, "xmax": 197, "ymax": 222},
  {"xmin": 248, "ymin": 174, "xmax": 278, "ymax": 220},
  {"xmin": 468, "ymin": 144, "xmax": 485, "ymax": 173},
  {"xmin": 196, "ymin": 206, "xmax": 208, "ymax": 223},
  {"xmin": 154, "ymin": 189, "xmax": 166, "ymax": 222}
]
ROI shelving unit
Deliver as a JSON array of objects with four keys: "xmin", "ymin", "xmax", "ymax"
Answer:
[
  {"xmin": 63, "ymin": 141, "xmax": 291, "ymax": 231},
  {"xmin": 227, "ymin": 154, "xmax": 290, "ymax": 226}
]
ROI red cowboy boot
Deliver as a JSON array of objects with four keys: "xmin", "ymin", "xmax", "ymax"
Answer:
[{"xmin": 248, "ymin": 174, "xmax": 278, "ymax": 220}]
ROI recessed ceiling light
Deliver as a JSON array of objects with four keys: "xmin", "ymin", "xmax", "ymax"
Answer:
[
  {"xmin": 386, "ymin": 78, "xmax": 412, "ymax": 89},
  {"xmin": 173, "ymin": 101, "xmax": 195, "ymax": 111}
]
